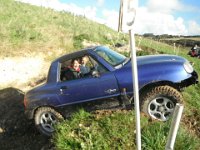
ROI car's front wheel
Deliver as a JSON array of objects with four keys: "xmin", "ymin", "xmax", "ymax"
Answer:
[
  {"xmin": 140, "ymin": 85, "xmax": 183, "ymax": 121},
  {"xmin": 34, "ymin": 107, "xmax": 63, "ymax": 136}
]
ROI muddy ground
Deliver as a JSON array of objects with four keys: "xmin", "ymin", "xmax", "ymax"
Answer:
[{"xmin": 0, "ymin": 88, "xmax": 51, "ymax": 150}]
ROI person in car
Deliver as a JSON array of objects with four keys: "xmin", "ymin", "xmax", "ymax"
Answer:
[
  {"xmin": 80, "ymin": 56, "xmax": 90, "ymax": 76},
  {"xmin": 63, "ymin": 58, "xmax": 81, "ymax": 80}
]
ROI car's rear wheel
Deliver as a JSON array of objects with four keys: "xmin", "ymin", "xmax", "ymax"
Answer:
[
  {"xmin": 34, "ymin": 107, "xmax": 63, "ymax": 136},
  {"xmin": 140, "ymin": 85, "xmax": 183, "ymax": 121}
]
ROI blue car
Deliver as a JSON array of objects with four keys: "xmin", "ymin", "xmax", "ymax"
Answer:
[{"xmin": 24, "ymin": 46, "xmax": 198, "ymax": 136}]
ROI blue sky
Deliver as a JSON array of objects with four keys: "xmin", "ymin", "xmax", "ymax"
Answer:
[{"xmin": 18, "ymin": 0, "xmax": 200, "ymax": 35}]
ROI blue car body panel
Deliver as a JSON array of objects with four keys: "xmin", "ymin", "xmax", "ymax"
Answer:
[
  {"xmin": 57, "ymin": 71, "xmax": 119, "ymax": 106},
  {"xmin": 24, "ymin": 46, "xmax": 198, "ymax": 119},
  {"xmin": 115, "ymin": 55, "xmax": 192, "ymax": 94}
]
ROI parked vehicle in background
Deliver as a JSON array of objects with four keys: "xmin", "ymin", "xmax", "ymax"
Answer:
[
  {"xmin": 24, "ymin": 46, "xmax": 198, "ymax": 136},
  {"xmin": 188, "ymin": 44, "xmax": 200, "ymax": 58}
]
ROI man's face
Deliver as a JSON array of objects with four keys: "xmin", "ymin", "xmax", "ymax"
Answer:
[{"xmin": 82, "ymin": 57, "xmax": 88, "ymax": 65}]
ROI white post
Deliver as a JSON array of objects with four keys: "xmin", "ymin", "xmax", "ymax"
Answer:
[
  {"xmin": 165, "ymin": 103, "xmax": 184, "ymax": 150},
  {"xmin": 173, "ymin": 43, "xmax": 176, "ymax": 54},
  {"xmin": 118, "ymin": 1, "xmax": 141, "ymax": 149},
  {"xmin": 129, "ymin": 29, "xmax": 141, "ymax": 150}
]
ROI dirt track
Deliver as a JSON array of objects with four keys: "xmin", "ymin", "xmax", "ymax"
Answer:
[{"xmin": 0, "ymin": 88, "xmax": 50, "ymax": 150}]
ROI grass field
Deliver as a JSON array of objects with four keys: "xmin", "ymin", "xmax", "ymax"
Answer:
[
  {"xmin": 1, "ymin": 0, "xmax": 200, "ymax": 149},
  {"xmin": 163, "ymin": 37, "xmax": 200, "ymax": 41}
]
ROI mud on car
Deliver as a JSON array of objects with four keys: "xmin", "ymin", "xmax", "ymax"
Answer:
[{"xmin": 24, "ymin": 46, "xmax": 198, "ymax": 136}]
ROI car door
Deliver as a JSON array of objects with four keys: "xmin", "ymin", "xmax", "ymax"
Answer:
[{"xmin": 57, "ymin": 71, "xmax": 119, "ymax": 105}]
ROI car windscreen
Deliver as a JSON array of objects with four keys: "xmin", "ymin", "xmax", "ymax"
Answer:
[{"xmin": 94, "ymin": 47, "xmax": 126, "ymax": 67}]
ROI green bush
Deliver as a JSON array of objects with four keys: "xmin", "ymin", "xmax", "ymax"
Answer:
[
  {"xmin": 136, "ymin": 51, "xmax": 151, "ymax": 56},
  {"xmin": 10, "ymin": 26, "xmax": 42, "ymax": 42},
  {"xmin": 73, "ymin": 34, "xmax": 90, "ymax": 49}
]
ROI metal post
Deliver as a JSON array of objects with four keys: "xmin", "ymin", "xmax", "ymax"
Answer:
[
  {"xmin": 118, "ymin": 0, "xmax": 141, "ymax": 149},
  {"xmin": 165, "ymin": 103, "xmax": 184, "ymax": 150},
  {"xmin": 174, "ymin": 43, "xmax": 176, "ymax": 54},
  {"xmin": 129, "ymin": 29, "xmax": 141, "ymax": 150}
]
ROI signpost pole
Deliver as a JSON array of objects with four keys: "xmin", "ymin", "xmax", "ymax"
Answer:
[
  {"xmin": 129, "ymin": 29, "xmax": 141, "ymax": 150},
  {"xmin": 118, "ymin": 0, "xmax": 141, "ymax": 149}
]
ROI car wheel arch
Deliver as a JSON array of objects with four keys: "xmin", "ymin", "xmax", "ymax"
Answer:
[
  {"xmin": 33, "ymin": 105, "xmax": 62, "ymax": 118},
  {"xmin": 139, "ymin": 80, "xmax": 180, "ymax": 97}
]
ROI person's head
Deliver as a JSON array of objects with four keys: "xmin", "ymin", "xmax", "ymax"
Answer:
[
  {"xmin": 81, "ymin": 56, "xmax": 89, "ymax": 65},
  {"xmin": 71, "ymin": 59, "xmax": 80, "ymax": 71}
]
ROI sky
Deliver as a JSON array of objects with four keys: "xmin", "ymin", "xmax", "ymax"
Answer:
[{"xmin": 17, "ymin": 0, "xmax": 200, "ymax": 35}]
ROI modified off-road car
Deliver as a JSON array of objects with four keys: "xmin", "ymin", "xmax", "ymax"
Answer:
[{"xmin": 24, "ymin": 46, "xmax": 198, "ymax": 136}]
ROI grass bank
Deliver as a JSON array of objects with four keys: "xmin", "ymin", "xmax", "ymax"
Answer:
[{"xmin": 53, "ymin": 110, "xmax": 200, "ymax": 150}]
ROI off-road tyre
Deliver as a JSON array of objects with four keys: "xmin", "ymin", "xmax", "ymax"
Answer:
[
  {"xmin": 34, "ymin": 107, "xmax": 63, "ymax": 136},
  {"xmin": 140, "ymin": 85, "xmax": 183, "ymax": 121}
]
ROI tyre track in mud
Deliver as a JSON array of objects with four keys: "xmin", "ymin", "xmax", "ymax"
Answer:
[{"xmin": 0, "ymin": 88, "xmax": 51, "ymax": 150}]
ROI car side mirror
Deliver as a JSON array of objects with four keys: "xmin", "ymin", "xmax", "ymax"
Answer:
[{"xmin": 92, "ymin": 70, "xmax": 100, "ymax": 78}]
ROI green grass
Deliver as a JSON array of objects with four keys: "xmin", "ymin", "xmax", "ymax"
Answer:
[
  {"xmin": 53, "ymin": 109, "xmax": 136, "ymax": 150},
  {"xmin": 0, "ymin": 0, "xmax": 128, "ymax": 59},
  {"xmin": 163, "ymin": 37, "xmax": 200, "ymax": 41},
  {"xmin": 53, "ymin": 110, "xmax": 200, "ymax": 150}
]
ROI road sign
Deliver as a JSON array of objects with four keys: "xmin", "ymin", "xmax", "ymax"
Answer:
[
  {"xmin": 118, "ymin": 0, "xmax": 138, "ymax": 32},
  {"xmin": 118, "ymin": 0, "xmax": 141, "ymax": 150}
]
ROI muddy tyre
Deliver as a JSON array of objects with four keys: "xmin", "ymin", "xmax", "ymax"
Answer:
[
  {"xmin": 140, "ymin": 85, "xmax": 183, "ymax": 121},
  {"xmin": 34, "ymin": 107, "xmax": 63, "ymax": 136}
]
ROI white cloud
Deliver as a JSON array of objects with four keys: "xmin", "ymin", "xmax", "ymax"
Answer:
[
  {"xmin": 102, "ymin": 6, "xmax": 188, "ymax": 35},
  {"xmin": 97, "ymin": 0, "xmax": 104, "ymax": 7},
  {"xmin": 136, "ymin": 0, "xmax": 200, "ymax": 35},
  {"xmin": 147, "ymin": 0, "xmax": 181, "ymax": 14},
  {"xmin": 188, "ymin": 21, "xmax": 200, "ymax": 35},
  {"xmin": 134, "ymin": 7, "xmax": 187, "ymax": 35},
  {"xmin": 146, "ymin": 0, "xmax": 199, "ymax": 14},
  {"xmin": 102, "ymin": 9, "xmax": 119, "ymax": 30}
]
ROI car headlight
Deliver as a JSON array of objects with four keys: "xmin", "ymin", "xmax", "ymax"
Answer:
[{"xmin": 183, "ymin": 61, "xmax": 193, "ymax": 73}]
